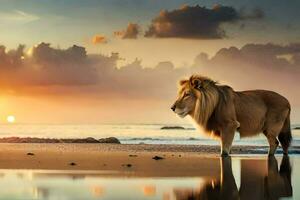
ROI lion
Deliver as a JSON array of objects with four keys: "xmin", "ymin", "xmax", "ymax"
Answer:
[{"xmin": 171, "ymin": 75, "xmax": 292, "ymax": 156}]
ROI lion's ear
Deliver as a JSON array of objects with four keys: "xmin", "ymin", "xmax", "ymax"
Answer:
[
  {"xmin": 190, "ymin": 77, "xmax": 202, "ymax": 89},
  {"xmin": 179, "ymin": 79, "xmax": 188, "ymax": 85}
]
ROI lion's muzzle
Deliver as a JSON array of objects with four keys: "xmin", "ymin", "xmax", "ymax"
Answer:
[{"xmin": 171, "ymin": 104, "xmax": 176, "ymax": 112}]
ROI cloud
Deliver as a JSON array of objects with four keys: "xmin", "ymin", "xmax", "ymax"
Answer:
[
  {"xmin": 2, "ymin": 42, "xmax": 300, "ymax": 123},
  {"xmin": 210, "ymin": 43, "xmax": 300, "ymax": 70},
  {"xmin": 114, "ymin": 23, "xmax": 140, "ymax": 39},
  {"xmin": 92, "ymin": 35, "xmax": 107, "ymax": 44},
  {"xmin": 0, "ymin": 43, "xmax": 99, "ymax": 88},
  {"xmin": 144, "ymin": 4, "xmax": 264, "ymax": 39},
  {"xmin": 0, "ymin": 10, "xmax": 39, "ymax": 23},
  {"xmin": 192, "ymin": 43, "xmax": 300, "ymax": 106},
  {"xmin": 0, "ymin": 42, "xmax": 299, "ymax": 109}
]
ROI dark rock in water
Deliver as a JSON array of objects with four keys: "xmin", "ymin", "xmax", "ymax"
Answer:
[
  {"xmin": 98, "ymin": 137, "xmax": 121, "ymax": 144},
  {"xmin": 152, "ymin": 156, "xmax": 164, "ymax": 160},
  {"xmin": 68, "ymin": 137, "xmax": 99, "ymax": 143},
  {"xmin": 161, "ymin": 126, "xmax": 185, "ymax": 130},
  {"xmin": 27, "ymin": 152, "xmax": 34, "ymax": 156},
  {"xmin": 69, "ymin": 162, "xmax": 76, "ymax": 166}
]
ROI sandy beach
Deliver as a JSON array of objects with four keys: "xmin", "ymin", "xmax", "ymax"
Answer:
[
  {"xmin": 0, "ymin": 143, "xmax": 298, "ymax": 173},
  {"xmin": 0, "ymin": 143, "xmax": 220, "ymax": 175}
]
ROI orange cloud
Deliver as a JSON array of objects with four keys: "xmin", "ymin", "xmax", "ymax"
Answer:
[
  {"xmin": 92, "ymin": 35, "xmax": 107, "ymax": 44},
  {"xmin": 115, "ymin": 23, "xmax": 140, "ymax": 39}
]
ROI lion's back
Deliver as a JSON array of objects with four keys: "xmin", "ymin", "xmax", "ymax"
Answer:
[
  {"xmin": 234, "ymin": 90, "xmax": 290, "ymax": 137},
  {"xmin": 238, "ymin": 90, "xmax": 290, "ymax": 110}
]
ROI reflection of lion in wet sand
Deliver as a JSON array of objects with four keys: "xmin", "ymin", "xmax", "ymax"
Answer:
[
  {"xmin": 171, "ymin": 75, "xmax": 292, "ymax": 156},
  {"xmin": 174, "ymin": 156, "xmax": 292, "ymax": 200}
]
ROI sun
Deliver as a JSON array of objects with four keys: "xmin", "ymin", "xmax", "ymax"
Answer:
[{"xmin": 7, "ymin": 115, "xmax": 16, "ymax": 123}]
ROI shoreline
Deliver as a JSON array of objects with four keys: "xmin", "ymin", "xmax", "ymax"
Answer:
[
  {"xmin": 0, "ymin": 142, "xmax": 299, "ymax": 154},
  {"xmin": 0, "ymin": 143, "xmax": 298, "ymax": 172}
]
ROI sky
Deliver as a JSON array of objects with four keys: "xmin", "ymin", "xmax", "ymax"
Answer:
[{"xmin": 0, "ymin": 0, "xmax": 299, "ymax": 124}]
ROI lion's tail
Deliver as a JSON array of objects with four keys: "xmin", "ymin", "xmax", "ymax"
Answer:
[{"xmin": 278, "ymin": 109, "xmax": 292, "ymax": 154}]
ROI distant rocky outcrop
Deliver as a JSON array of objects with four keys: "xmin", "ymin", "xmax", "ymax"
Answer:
[
  {"xmin": 293, "ymin": 127, "xmax": 300, "ymax": 130},
  {"xmin": 0, "ymin": 137, "xmax": 60, "ymax": 143},
  {"xmin": 0, "ymin": 136, "xmax": 121, "ymax": 144},
  {"xmin": 161, "ymin": 126, "xmax": 185, "ymax": 130},
  {"xmin": 98, "ymin": 137, "xmax": 121, "ymax": 144}
]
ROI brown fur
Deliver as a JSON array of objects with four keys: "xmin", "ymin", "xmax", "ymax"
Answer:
[{"xmin": 171, "ymin": 75, "xmax": 292, "ymax": 156}]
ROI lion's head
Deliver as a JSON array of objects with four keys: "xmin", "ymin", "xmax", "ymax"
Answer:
[{"xmin": 171, "ymin": 75, "xmax": 219, "ymax": 128}]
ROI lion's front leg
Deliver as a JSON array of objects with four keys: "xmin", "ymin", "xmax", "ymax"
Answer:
[
  {"xmin": 220, "ymin": 121, "xmax": 239, "ymax": 157},
  {"xmin": 221, "ymin": 132, "xmax": 235, "ymax": 157}
]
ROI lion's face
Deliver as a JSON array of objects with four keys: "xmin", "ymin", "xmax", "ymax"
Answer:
[{"xmin": 171, "ymin": 80, "xmax": 197, "ymax": 118}]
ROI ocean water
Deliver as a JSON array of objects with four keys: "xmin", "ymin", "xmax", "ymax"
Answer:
[{"xmin": 0, "ymin": 124, "xmax": 299, "ymax": 146}]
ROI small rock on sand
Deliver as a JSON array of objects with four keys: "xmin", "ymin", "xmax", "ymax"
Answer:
[
  {"xmin": 122, "ymin": 164, "xmax": 132, "ymax": 167},
  {"xmin": 129, "ymin": 154, "xmax": 138, "ymax": 157},
  {"xmin": 152, "ymin": 156, "xmax": 164, "ymax": 160},
  {"xmin": 27, "ymin": 152, "xmax": 34, "ymax": 156},
  {"xmin": 69, "ymin": 162, "xmax": 76, "ymax": 166}
]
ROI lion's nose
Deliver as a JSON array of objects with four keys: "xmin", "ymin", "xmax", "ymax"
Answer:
[{"xmin": 171, "ymin": 105, "xmax": 176, "ymax": 111}]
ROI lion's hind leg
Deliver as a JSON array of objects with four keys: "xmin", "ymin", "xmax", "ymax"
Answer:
[
  {"xmin": 263, "ymin": 120, "xmax": 286, "ymax": 156},
  {"xmin": 264, "ymin": 109, "xmax": 290, "ymax": 156},
  {"xmin": 264, "ymin": 133, "xmax": 279, "ymax": 156},
  {"xmin": 278, "ymin": 111, "xmax": 292, "ymax": 155}
]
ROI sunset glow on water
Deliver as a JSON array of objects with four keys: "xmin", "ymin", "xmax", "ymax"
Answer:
[{"xmin": 0, "ymin": 157, "xmax": 298, "ymax": 200}]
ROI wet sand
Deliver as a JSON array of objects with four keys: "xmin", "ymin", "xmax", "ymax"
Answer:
[
  {"xmin": 0, "ymin": 143, "xmax": 298, "ymax": 176},
  {"xmin": 0, "ymin": 143, "xmax": 219, "ymax": 177}
]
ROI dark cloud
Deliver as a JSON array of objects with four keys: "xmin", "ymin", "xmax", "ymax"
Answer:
[
  {"xmin": 114, "ymin": 23, "xmax": 140, "ymax": 39},
  {"xmin": 145, "ymin": 4, "xmax": 264, "ymax": 39},
  {"xmin": 239, "ymin": 7, "xmax": 264, "ymax": 20}
]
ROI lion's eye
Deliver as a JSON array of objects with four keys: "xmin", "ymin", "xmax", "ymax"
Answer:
[{"xmin": 184, "ymin": 92, "xmax": 191, "ymax": 97}]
